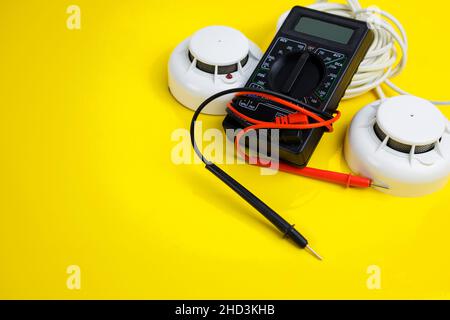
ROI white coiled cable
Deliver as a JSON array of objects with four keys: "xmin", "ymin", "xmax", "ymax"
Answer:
[{"xmin": 308, "ymin": 0, "xmax": 450, "ymax": 105}]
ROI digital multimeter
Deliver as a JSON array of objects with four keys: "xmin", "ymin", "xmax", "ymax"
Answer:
[{"xmin": 223, "ymin": 6, "xmax": 374, "ymax": 167}]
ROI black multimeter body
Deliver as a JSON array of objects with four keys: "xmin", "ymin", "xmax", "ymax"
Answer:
[{"xmin": 223, "ymin": 6, "xmax": 374, "ymax": 167}]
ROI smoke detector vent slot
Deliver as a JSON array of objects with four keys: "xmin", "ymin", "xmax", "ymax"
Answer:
[
  {"xmin": 373, "ymin": 122, "xmax": 436, "ymax": 154},
  {"xmin": 188, "ymin": 51, "xmax": 249, "ymax": 75}
]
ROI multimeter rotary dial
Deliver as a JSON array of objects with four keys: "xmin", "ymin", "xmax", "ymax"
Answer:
[{"xmin": 268, "ymin": 51, "xmax": 325, "ymax": 100}]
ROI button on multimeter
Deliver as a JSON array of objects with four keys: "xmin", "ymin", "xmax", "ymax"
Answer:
[{"xmin": 223, "ymin": 6, "xmax": 374, "ymax": 167}]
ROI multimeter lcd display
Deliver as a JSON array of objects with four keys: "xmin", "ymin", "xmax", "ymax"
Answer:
[{"xmin": 294, "ymin": 17, "xmax": 354, "ymax": 44}]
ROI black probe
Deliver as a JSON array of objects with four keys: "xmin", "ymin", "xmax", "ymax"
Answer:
[{"xmin": 190, "ymin": 87, "xmax": 326, "ymax": 260}]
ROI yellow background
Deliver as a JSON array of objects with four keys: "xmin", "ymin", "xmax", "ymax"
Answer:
[{"xmin": 1, "ymin": 0, "xmax": 450, "ymax": 299}]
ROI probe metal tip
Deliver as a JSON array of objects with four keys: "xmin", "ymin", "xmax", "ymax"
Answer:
[
  {"xmin": 371, "ymin": 183, "xmax": 390, "ymax": 190},
  {"xmin": 305, "ymin": 245, "xmax": 323, "ymax": 261}
]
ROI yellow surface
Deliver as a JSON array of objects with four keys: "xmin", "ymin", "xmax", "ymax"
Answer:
[{"xmin": 1, "ymin": 0, "xmax": 450, "ymax": 299}]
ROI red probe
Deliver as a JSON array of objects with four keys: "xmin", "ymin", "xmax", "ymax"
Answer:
[{"xmin": 228, "ymin": 91, "xmax": 384, "ymax": 189}]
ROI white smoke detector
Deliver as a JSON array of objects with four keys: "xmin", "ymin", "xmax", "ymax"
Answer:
[
  {"xmin": 345, "ymin": 95, "xmax": 450, "ymax": 197},
  {"xmin": 168, "ymin": 26, "xmax": 262, "ymax": 115}
]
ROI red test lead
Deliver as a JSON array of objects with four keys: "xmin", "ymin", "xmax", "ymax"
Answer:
[
  {"xmin": 276, "ymin": 164, "xmax": 387, "ymax": 189},
  {"xmin": 228, "ymin": 91, "xmax": 386, "ymax": 190}
]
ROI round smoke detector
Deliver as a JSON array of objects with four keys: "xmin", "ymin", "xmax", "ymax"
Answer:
[
  {"xmin": 345, "ymin": 95, "xmax": 450, "ymax": 197},
  {"xmin": 168, "ymin": 26, "xmax": 262, "ymax": 115}
]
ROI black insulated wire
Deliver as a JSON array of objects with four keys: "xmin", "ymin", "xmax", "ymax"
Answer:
[{"xmin": 189, "ymin": 87, "xmax": 329, "ymax": 259}]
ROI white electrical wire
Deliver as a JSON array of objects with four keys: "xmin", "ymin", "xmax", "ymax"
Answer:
[{"xmin": 308, "ymin": 0, "xmax": 450, "ymax": 105}]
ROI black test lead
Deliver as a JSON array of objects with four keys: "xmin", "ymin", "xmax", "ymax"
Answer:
[{"xmin": 190, "ymin": 88, "xmax": 325, "ymax": 260}]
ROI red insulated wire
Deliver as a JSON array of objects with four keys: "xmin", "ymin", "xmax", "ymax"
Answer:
[{"xmin": 227, "ymin": 92, "xmax": 374, "ymax": 189}]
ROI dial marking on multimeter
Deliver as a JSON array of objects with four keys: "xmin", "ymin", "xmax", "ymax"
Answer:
[
  {"xmin": 261, "ymin": 37, "xmax": 307, "ymax": 70},
  {"xmin": 313, "ymin": 48, "xmax": 347, "ymax": 101},
  {"xmin": 316, "ymin": 47, "xmax": 346, "ymax": 64}
]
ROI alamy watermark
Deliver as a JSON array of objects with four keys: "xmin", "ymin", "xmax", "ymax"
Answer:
[
  {"xmin": 66, "ymin": 5, "xmax": 81, "ymax": 30},
  {"xmin": 366, "ymin": 265, "xmax": 381, "ymax": 290},
  {"xmin": 171, "ymin": 121, "xmax": 281, "ymax": 175},
  {"xmin": 66, "ymin": 265, "xmax": 81, "ymax": 290}
]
